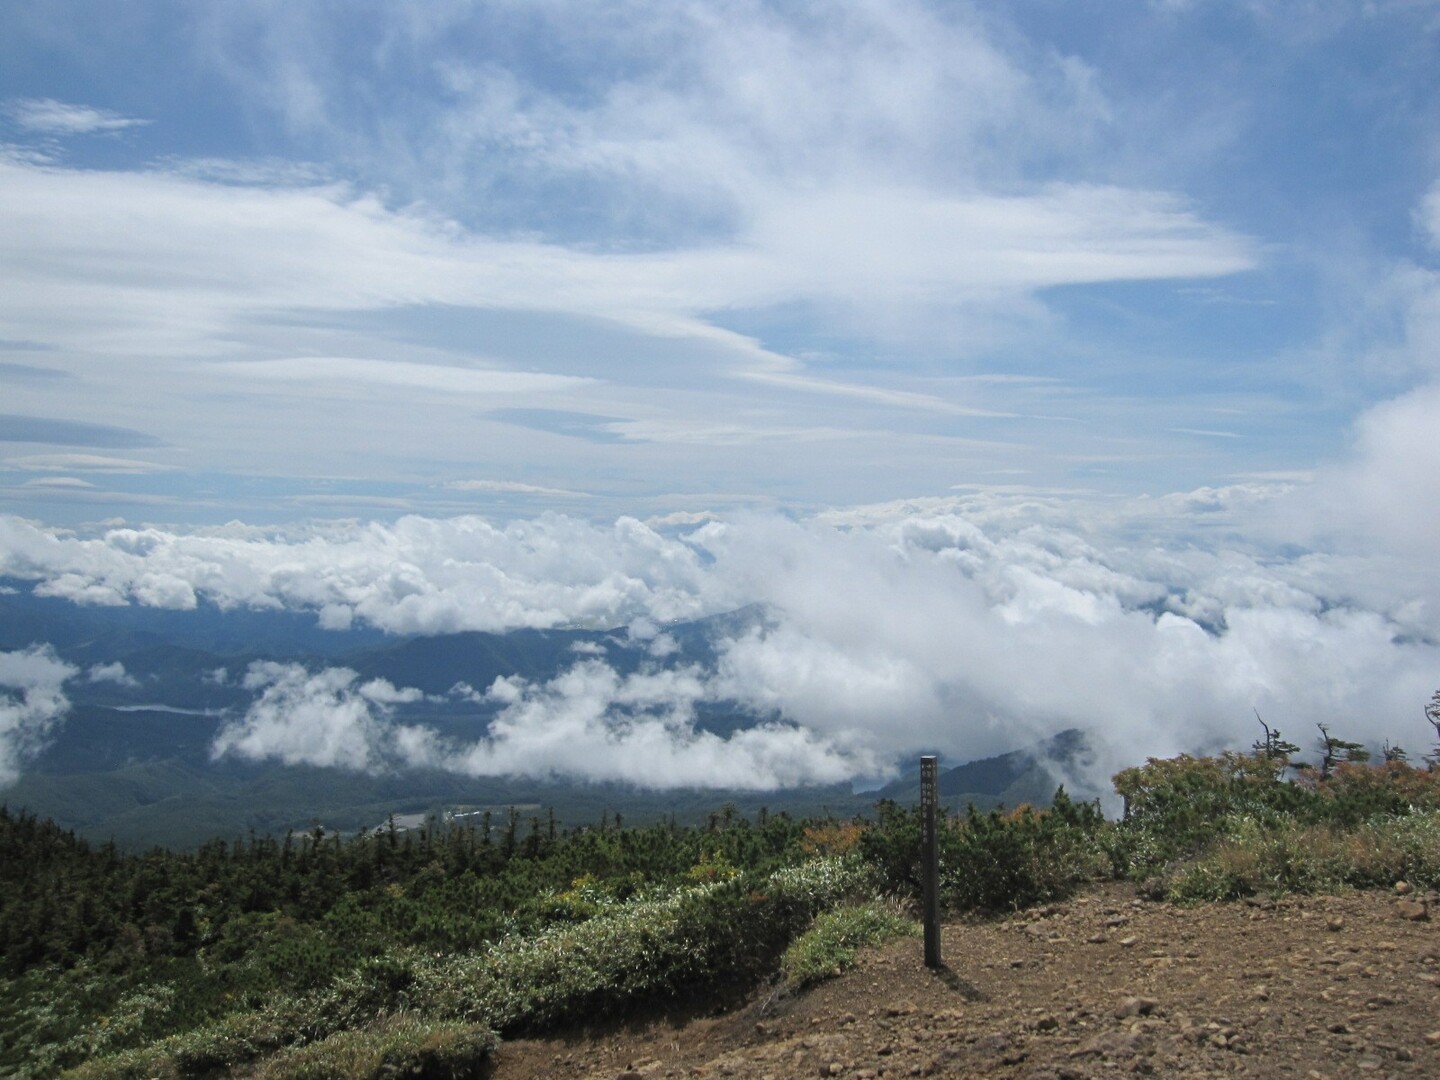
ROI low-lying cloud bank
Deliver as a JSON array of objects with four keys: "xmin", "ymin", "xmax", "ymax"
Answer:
[
  {"xmin": 0, "ymin": 645, "xmax": 77, "ymax": 786},
  {"xmin": 212, "ymin": 659, "xmax": 880, "ymax": 790},
  {"xmin": 3, "ymin": 474, "xmax": 1438, "ymax": 797}
]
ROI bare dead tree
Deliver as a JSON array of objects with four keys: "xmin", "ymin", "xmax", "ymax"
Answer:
[
  {"xmin": 1252, "ymin": 710, "xmax": 1299, "ymax": 778},
  {"xmin": 1315, "ymin": 722, "xmax": 1368, "ymax": 780}
]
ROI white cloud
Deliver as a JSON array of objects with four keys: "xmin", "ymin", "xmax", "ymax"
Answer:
[
  {"xmin": 440, "ymin": 660, "xmax": 880, "ymax": 789},
  {"xmin": 0, "ymin": 645, "xmax": 77, "ymax": 786},
  {"xmin": 203, "ymin": 1, "xmax": 1058, "ymax": 227},
  {"xmin": 728, "ymin": 185, "xmax": 1253, "ymax": 307},
  {"xmin": 178, "ymin": 489, "xmax": 1438, "ymax": 796},
  {"xmin": 6, "ymin": 459, "xmax": 1439, "ymax": 796},
  {"xmin": 212, "ymin": 662, "xmax": 427, "ymax": 772},
  {"xmin": 215, "ymin": 357, "xmax": 594, "ymax": 397},
  {"xmin": 22, "ymin": 477, "xmax": 95, "ymax": 490},
  {"xmin": 445, "ymin": 480, "xmax": 592, "ymax": 498},
  {"xmin": 1418, "ymin": 181, "xmax": 1440, "ymax": 249},
  {"xmin": 3, "ymin": 454, "xmax": 178, "ymax": 474},
  {"xmin": 0, "ymin": 3, "xmax": 1271, "ymax": 504},
  {"xmin": 1310, "ymin": 381, "xmax": 1440, "ymax": 562},
  {"xmin": 4, "ymin": 98, "xmax": 148, "ymax": 136},
  {"xmin": 86, "ymin": 661, "xmax": 139, "ymax": 688},
  {"xmin": 210, "ymin": 656, "xmax": 879, "ymax": 789},
  {"xmin": 1294, "ymin": 217, "xmax": 1440, "ymax": 571},
  {"xmin": 0, "ymin": 155, "xmax": 1247, "ymax": 366},
  {"xmin": 0, "ymin": 514, "xmax": 719, "ymax": 632}
]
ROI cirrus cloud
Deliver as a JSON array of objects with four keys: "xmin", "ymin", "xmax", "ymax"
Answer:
[{"xmin": 4, "ymin": 97, "xmax": 148, "ymax": 136}]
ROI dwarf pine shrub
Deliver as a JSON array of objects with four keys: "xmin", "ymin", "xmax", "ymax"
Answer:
[
  {"xmin": 861, "ymin": 789, "xmax": 1107, "ymax": 912},
  {"xmin": 413, "ymin": 854, "xmax": 869, "ymax": 1032},
  {"xmin": 1163, "ymin": 810, "xmax": 1440, "ymax": 902},
  {"xmin": 65, "ymin": 855, "xmax": 868, "ymax": 1078},
  {"xmin": 1113, "ymin": 741, "xmax": 1440, "ymax": 884}
]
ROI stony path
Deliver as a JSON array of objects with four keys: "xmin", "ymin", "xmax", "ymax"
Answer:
[{"xmin": 493, "ymin": 884, "xmax": 1440, "ymax": 1079}]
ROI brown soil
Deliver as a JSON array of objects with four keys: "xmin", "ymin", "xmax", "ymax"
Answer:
[{"xmin": 492, "ymin": 883, "xmax": 1439, "ymax": 1079}]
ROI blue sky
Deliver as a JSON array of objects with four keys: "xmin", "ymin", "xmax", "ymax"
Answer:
[
  {"xmin": 3, "ymin": 1, "xmax": 1440, "ymax": 785},
  {"xmin": 2, "ymin": 0, "xmax": 1436, "ymax": 524}
]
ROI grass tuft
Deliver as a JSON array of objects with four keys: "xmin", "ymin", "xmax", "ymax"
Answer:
[
  {"xmin": 780, "ymin": 901, "xmax": 918, "ymax": 990},
  {"xmin": 1162, "ymin": 811, "xmax": 1440, "ymax": 902},
  {"xmin": 253, "ymin": 1017, "xmax": 497, "ymax": 1080}
]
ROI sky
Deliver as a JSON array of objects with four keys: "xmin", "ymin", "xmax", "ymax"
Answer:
[{"xmin": 2, "ymin": 1, "xmax": 1440, "ymax": 794}]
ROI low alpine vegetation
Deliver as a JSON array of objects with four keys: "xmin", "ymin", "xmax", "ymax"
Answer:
[
  {"xmin": 5, "ymin": 697, "xmax": 1440, "ymax": 1078},
  {"xmin": 780, "ymin": 901, "xmax": 918, "ymax": 990}
]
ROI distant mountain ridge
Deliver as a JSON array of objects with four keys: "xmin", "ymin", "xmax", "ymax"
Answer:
[{"xmin": 874, "ymin": 728, "xmax": 1087, "ymax": 812}]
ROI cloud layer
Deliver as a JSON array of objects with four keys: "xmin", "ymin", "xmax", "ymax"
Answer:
[{"xmin": 6, "ymin": 479, "xmax": 1437, "ymax": 796}]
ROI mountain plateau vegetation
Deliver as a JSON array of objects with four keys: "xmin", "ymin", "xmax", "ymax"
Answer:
[{"xmin": 3, "ymin": 709, "xmax": 1439, "ymax": 1080}]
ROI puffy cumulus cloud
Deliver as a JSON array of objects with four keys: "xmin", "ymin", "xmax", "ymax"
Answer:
[
  {"xmin": 0, "ymin": 645, "xmax": 78, "ymax": 786},
  {"xmin": 211, "ymin": 662, "xmax": 431, "ymax": 772},
  {"xmin": 86, "ymin": 661, "xmax": 139, "ymax": 688},
  {"xmin": 439, "ymin": 660, "xmax": 882, "ymax": 789},
  {"xmin": 212, "ymin": 657, "xmax": 880, "ymax": 789}
]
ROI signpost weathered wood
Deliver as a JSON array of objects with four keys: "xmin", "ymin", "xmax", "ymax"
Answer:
[{"xmin": 920, "ymin": 754, "xmax": 941, "ymax": 968}]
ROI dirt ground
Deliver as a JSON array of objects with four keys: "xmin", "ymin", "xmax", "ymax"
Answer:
[{"xmin": 492, "ymin": 883, "xmax": 1439, "ymax": 1079}]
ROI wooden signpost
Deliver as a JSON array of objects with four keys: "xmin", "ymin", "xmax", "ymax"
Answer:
[{"xmin": 920, "ymin": 754, "xmax": 941, "ymax": 968}]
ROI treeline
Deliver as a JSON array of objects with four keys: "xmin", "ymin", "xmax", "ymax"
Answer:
[{"xmin": 0, "ymin": 804, "xmax": 804, "ymax": 980}]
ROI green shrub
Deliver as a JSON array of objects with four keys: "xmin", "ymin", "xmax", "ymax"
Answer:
[
  {"xmin": 58, "ymin": 1046, "xmax": 176, "ymax": 1080},
  {"xmin": 62, "ymin": 952, "xmax": 427, "ymax": 1080},
  {"xmin": 1112, "ymin": 747, "xmax": 1440, "ymax": 882},
  {"xmin": 945, "ymin": 794, "xmax": 1108, "ymax": 911},
  {"xmin": 1111, "ymin": 752, "xmax": 1311, "ymax": 876},
  {"xmin": 1300, "ymin": 761, "xmax": 1440, "ymax": 825},
  {"xmin": 46, "ymin": 750, "xmax": 1440, "ymax": 1080},
  {"xmin": 861, "ymin": 790, "xmax": 1108, "ymax": 912},
  {"xmin": 1163, "ymin": 811, "xmax": 1440, "ymax": 902},
  {"xmin": 414, "ymin": 854, "xmax": 869, "ymax": 1032},
  {"xmin": 66, "ymin": 855, "xmax": 869, "ymax": 1078},
  {"xmin": 22, "ymin": 981, "xmax": 178, "ymax": 1075},
  {"xmin": 253, "ymin": 1018, "xmax": 496, "ymax": 1080},
  {"xmin": 780, "ymin": 902, "xmax": 917, "ymax": 990}
]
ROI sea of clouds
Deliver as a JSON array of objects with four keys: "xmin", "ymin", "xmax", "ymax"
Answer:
[{"xmin": 3, "ymin": 474, "xmax": 1438, "ymax": 801}]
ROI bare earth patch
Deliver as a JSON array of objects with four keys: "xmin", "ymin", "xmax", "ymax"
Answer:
[{"xmin": 492, "ymin": 883, "xmax": 1439, "ymax": 1079}]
